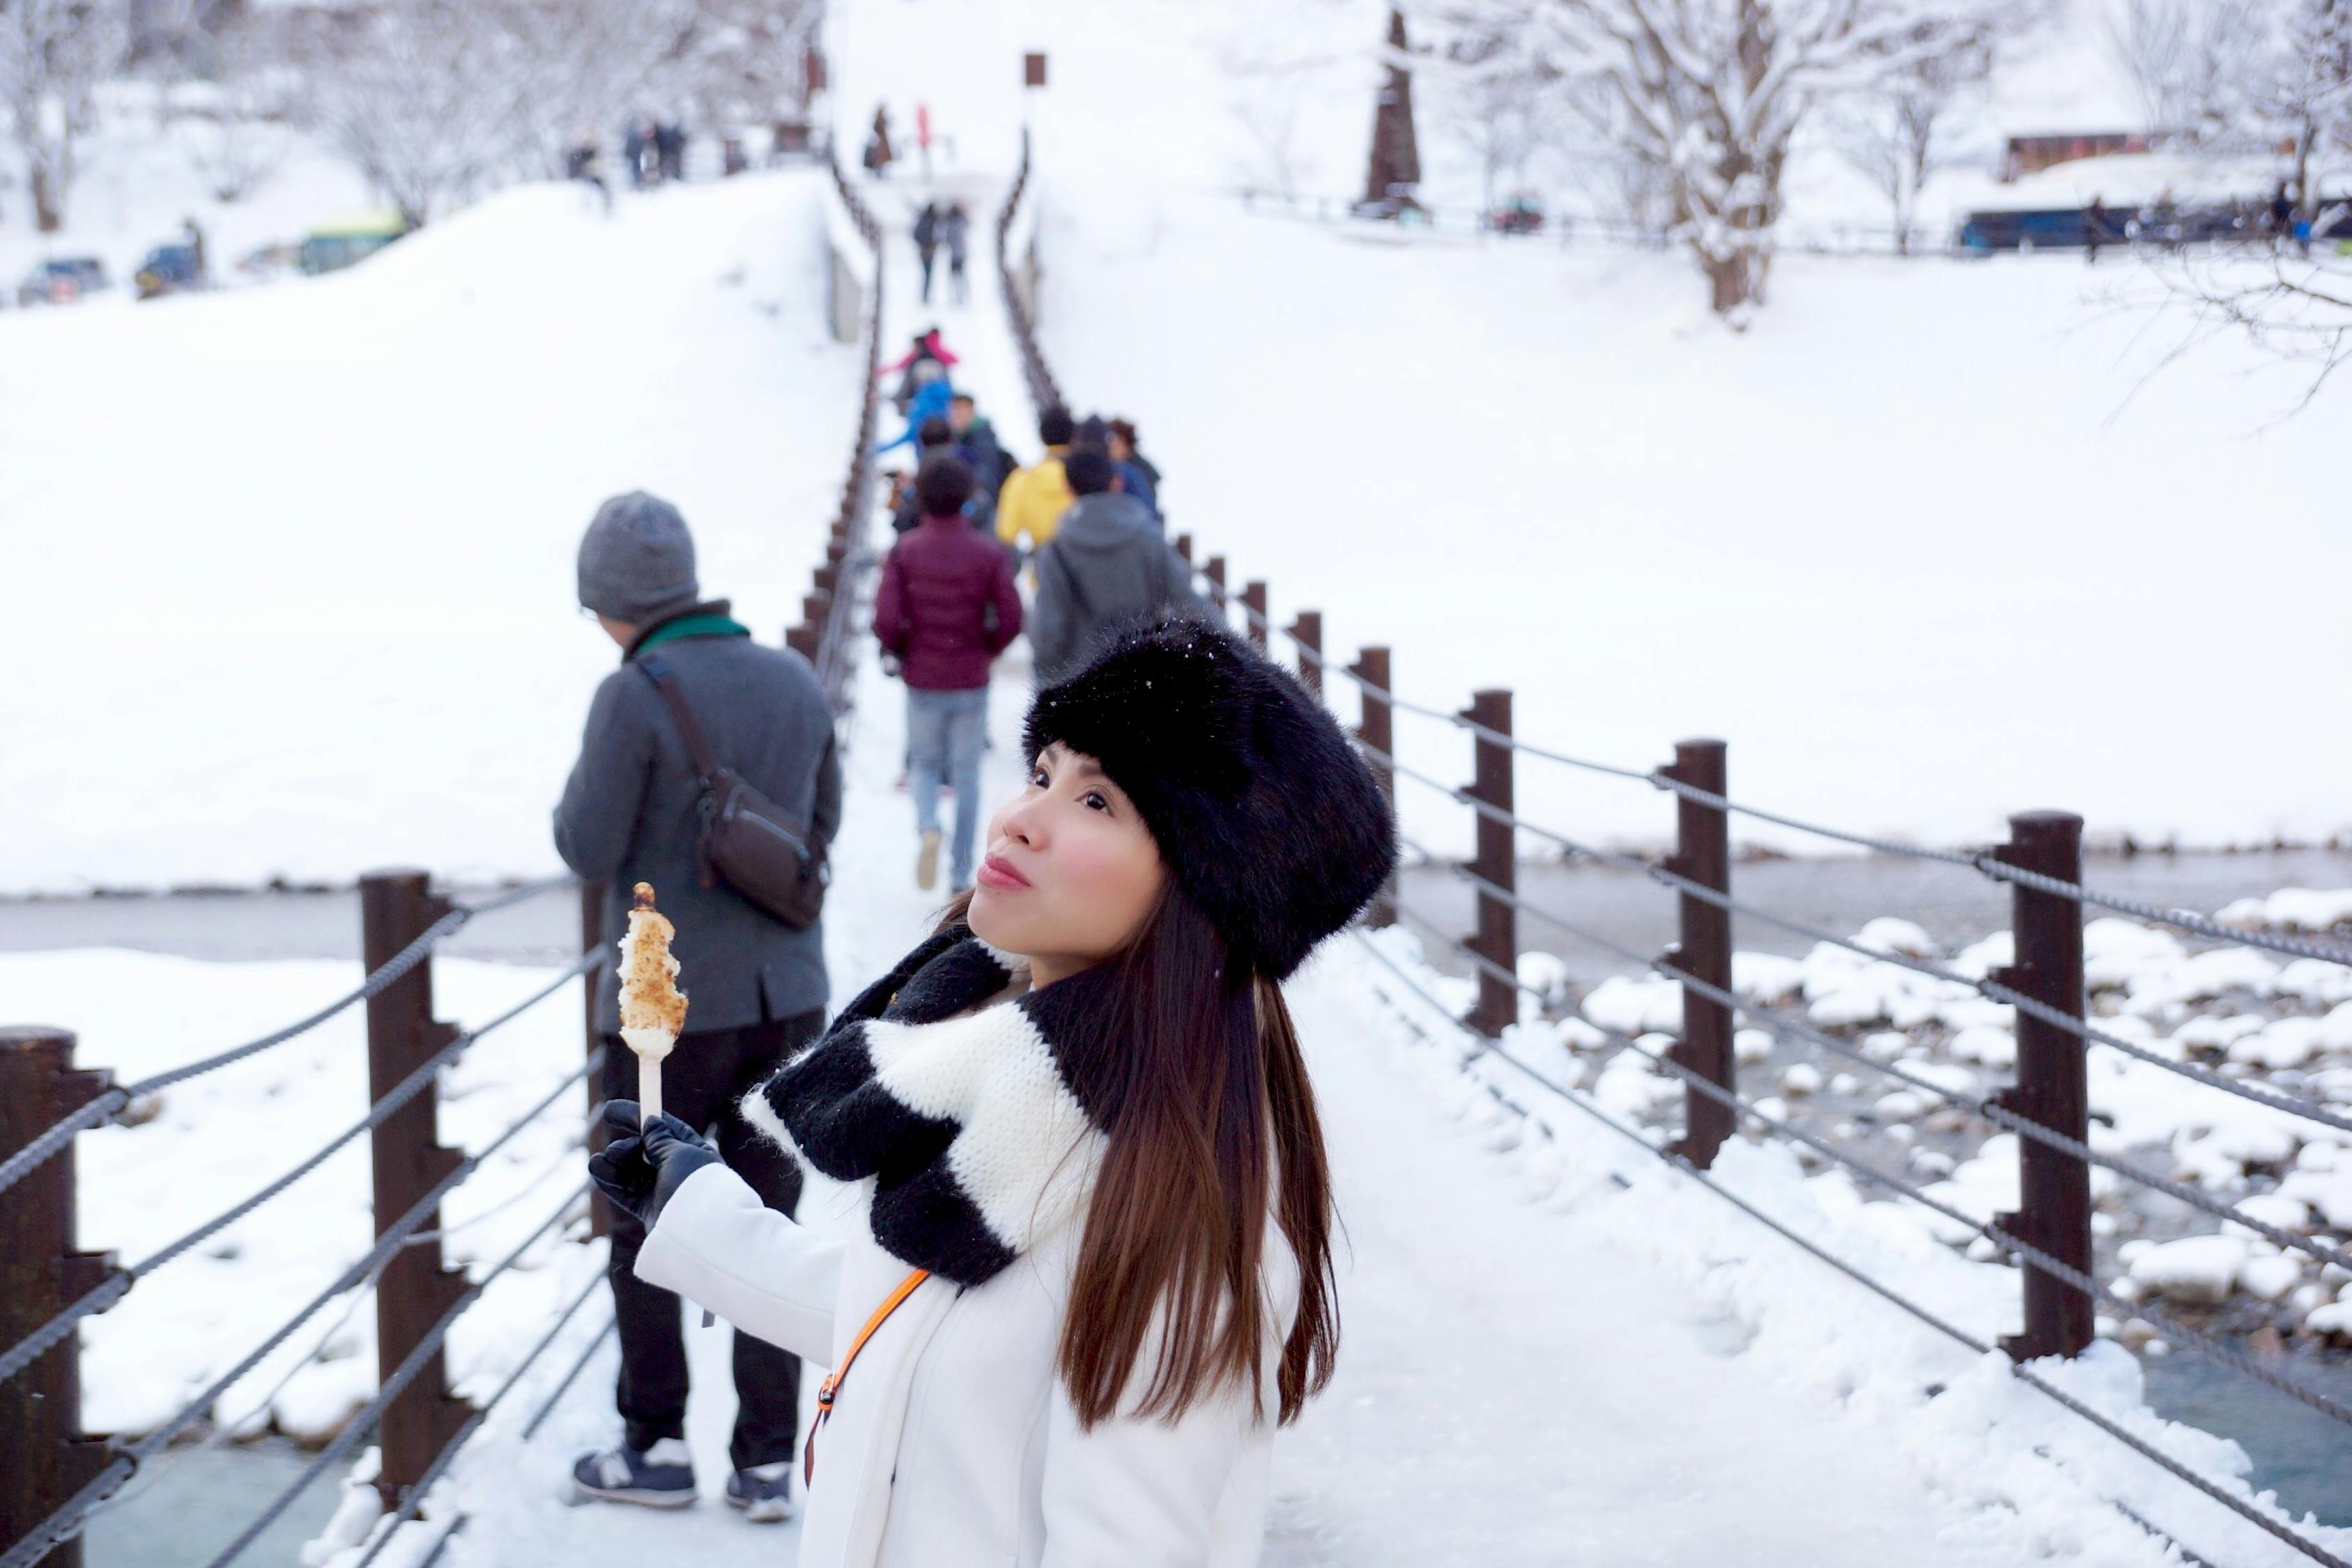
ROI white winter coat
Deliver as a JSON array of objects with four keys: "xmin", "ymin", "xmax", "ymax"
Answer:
[{"xmin": 636, "ymin": 1157, "xmax": 1302, "ymax": 1567}]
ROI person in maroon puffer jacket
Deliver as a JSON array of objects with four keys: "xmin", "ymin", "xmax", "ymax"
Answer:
[{"xmin": 874, "ymin": 452, "xmax": 1024, "ymax": 891}]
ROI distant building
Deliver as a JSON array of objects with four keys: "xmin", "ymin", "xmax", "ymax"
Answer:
[{"xmin": 2001, "ymin": 132, "xmax": 2154, "ymax": 183}]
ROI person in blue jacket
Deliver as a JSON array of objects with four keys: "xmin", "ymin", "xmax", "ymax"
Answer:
[{"xmin": 878, "ymin": 376, "xmax": 956, "ymax": 456}]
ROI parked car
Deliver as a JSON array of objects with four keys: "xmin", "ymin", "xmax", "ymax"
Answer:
[
  {"xmin": 134, "ymin": 243, "xmax": 203, "ymax": 300},
  {"xmin": 16, "ymin": 257, "xmax": 109, "ymax": 306},
  {"xmin": 299, "ymin": 208, "xmax": 410, "ymax": 276},
  {"xmin": 1484, "ymin": 195, "xmax": 1546, "ymax": 235}
]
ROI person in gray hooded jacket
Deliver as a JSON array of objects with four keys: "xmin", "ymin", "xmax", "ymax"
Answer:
[
  {"xmin": 553, "ymin": 490, "xmax": 842, "ymax": 1523},
  {"xmin": 1028, "ymin": 447, "xmax": 1200, "ymax": 684}
]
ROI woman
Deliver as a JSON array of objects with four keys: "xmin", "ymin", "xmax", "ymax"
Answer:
[{"xmin": 590, "ymin": 618, "xmax": 1395, "ymax": 1565}]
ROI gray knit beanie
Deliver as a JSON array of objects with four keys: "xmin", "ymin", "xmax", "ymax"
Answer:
[{"xmin": 577, "ymin": 491, "xmax": 700, "ymax": 624}]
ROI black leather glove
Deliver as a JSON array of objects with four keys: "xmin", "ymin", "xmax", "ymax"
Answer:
[{"xmin": 588, "ymin": 1100, "xmax": 723, "ymax": 1229}]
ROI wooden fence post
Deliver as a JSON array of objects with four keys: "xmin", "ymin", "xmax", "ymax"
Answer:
[
  {"xmin": 0, "ymin": 1028, "xmax": 116, "ymax": 1568},
  {"xmin": 1992, "ymin": 811, "xmax": 2094, "ymax": 1362},
  {"xmin": 1351, "ymin": 647, "xmax": 1397, "ymax": 930},
  {"xmin": 1463, "ymin": 691, "xmax": 1518, "ymax": 1036},
  {"xmin": 360, "ymin": 870, "xmax": 475, "ymax": 1513},
  {"xmin": 581, "ymin": 881, "xmax": 610, "ymax": 1240},
  {"xmin": 1204, "ymin": 555, "xmax": 1228, "ymax": 617},
  {"xmin": 1240, "ymin": 581, "xmax": 1269, "ymax": 652},
  {"xmin": 1287, "ymin": 610, "xmax": 1323, "ymax": 700},
  {"xmin": 1661, "ymin": 740, "xmax": 1735, "ymax": 1170}
]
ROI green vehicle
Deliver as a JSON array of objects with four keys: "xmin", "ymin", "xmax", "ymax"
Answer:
[{"xmin": 299, "ymin": 208, "xmax": 410, "ymax": 275}]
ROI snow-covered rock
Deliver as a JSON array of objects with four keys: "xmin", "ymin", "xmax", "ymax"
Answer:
[
  {"xmin": 2221, "ymin": 888, "xmax": 2352, "ymax": 934},
  {"xmin": 1948, "ymin": 1025, "xmax": 2016, "ymax": 1068},
  {"xmin": 1856, "ymin": 917, "xmax": 1935, "ymax": 958},
  {"xmin": 2126, "ymin": 1235, "xmax": 2247, "ymax": 1305}
]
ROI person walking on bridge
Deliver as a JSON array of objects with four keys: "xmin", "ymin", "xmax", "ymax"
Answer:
[
  {"xmin": 875, "ymin": 452, "xmax": 1022, "ymax": 893},
  {"xmin": 947, "ymin": 393, "xmax": 1013, "ymax": 497},
  {"xmin": 1028, "ymin": 446, "xmax": 1201, "ymax": 684},
  {"xmin": 995, "ymin": 406, "xmax": 1076, "ymax": 570},
  {"xmin": 913, "ymin": 201, "xmax": 941, "ymax": 304},
  {"xmin": 591, "ymin": 616, "xmax": 1396, "ymax": 1566},
  {"xmin": 555, "ymin": 491, "xmax": 841, "ymax": 1524},
  {"xmin": 941, "ymin": 201, "xmax": 971, "ymax": 305}
]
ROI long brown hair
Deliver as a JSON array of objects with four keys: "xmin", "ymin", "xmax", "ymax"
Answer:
[{"xmin": 938, "ymin": 886, "xmax": 1339, "ymax": 1429}]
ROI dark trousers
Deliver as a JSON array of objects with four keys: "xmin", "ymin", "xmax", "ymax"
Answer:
[{"xmin": 601, "ymin": 1010, "xmax": 819, "ymax": 1470}]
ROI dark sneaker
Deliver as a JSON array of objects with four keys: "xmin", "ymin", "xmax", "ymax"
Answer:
[
  {"xmin": 725, "ymin": 1460, "xmax": 795, "ymax": 1523},
  {"xmin": 572, "ymin": 1437, "xmax": 696, "ymax": 1508}
]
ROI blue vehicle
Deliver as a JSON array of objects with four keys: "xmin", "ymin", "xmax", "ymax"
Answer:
[
  {"xmin": 1956, "ymin": 208, "xmax": 2100, "ymax": 252},
  {"xmin": 134, "ymin": 243, "xmax": 203, "ymax": 299}
]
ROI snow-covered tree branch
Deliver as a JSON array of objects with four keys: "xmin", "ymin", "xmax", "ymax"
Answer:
[
  {"xmin": 0, "ymin": 0, "xmax": 130, "ymax": 231},
  {"xmin": 1438, "ymin": 0, "xmax": 2030, "ymax": 316}
]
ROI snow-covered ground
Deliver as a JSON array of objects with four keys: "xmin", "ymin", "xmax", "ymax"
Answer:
[
  {"xmin": 1000, "ymin": 0, "xmax": 2352, "ymax": 866},
  {"xmin": 2, "ymin": 164, "xmax": 863, "ymax": 896}
]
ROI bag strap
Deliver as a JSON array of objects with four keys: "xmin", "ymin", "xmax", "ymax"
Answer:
[
  {"xmin": 636, "ymin": 656, "xmax": 720, "ymax": 786},
  {"xmin": 804, "ymin": 1267, "xmax": 930, "ymax": 1486}
]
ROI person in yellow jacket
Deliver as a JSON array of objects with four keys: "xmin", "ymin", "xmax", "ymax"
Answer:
[{"xmin": 995, "ymin": 406, "xmax": 1076, "ymax": 565}]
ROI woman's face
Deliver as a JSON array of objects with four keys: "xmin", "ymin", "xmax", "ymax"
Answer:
[{"xmin": 969, "ymin": 741, "xmax": 1165, "ymax": 986}]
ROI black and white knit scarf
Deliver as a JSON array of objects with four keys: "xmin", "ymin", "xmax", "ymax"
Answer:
[{"xmin": 739, "ymin": 927, "xmax": 1124, "ymax": 1286}]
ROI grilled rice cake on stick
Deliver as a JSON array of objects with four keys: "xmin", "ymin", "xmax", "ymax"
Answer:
[{"xmin": 617, "ymin": 882, "xmax": 689, "ymax": 1125}]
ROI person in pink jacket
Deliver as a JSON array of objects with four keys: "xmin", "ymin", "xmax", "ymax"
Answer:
[{"xmin": 872, "ymin": 452, "xmax": 1022, "ymax": 891}]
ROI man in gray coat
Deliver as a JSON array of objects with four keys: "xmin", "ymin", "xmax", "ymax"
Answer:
[
  {"xmin": 1029, "ymin": 446, "xmax": 1201, "ymax": 684},
  {"xmin": 554, "ymin": 491, "xmax": 840, "ymax": 1523}
]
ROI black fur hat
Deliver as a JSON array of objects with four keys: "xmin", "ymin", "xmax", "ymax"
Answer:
[{"xmin": 1023, "ymin": 617, "xmax": 1397, "ymax": 980}]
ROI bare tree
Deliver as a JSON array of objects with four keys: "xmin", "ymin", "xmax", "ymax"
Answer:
[
  {"xmin": 1831, "ymin": 27, "xmax": 1996, "ymax": 253},
  {"xmin": 2239, "ymin": 0, "xmax": 2352, "ymax": 225},
  {"xmin": 660, "ymin": 0, "xmax": 824, "ymax": 144},
  {"xmin": 1438, "ymin": 33, "xmax": 1554, "ymax": 210},
  {"xmin": 1505, "ymin": 0, "xmax": 2023, "ymax": 318},
  {"xmin": 497, "ymin": 0, "xmax": 691, "ymax": 179},
  {"xmin": 1230, "ymin": 89, "xmax": 1312, "ymax": 199},
  {"xmin": 2139, "ymin": 0, "xmax": 2352, "ymax": 410},
  {"xmin": 293, "ymin": 0, "xmax": 523, "ymax": 226},
  {"xmin": 1211, "ymin": 0, "xmax": 1361, "ymax": 201},
  {"xmin": 0, "ymin": 0, "xmax": 130, "ymax": 231},
  {"xmin": 2101, "ymin": 0, "xmax": 2261, "ymax": 141},
  {"xmin": 185, "ymin": 6, "xmax": 298, "ymax": 202}
]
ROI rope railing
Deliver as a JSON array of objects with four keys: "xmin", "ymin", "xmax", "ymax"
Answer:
[
  {"xmin": 198, "ymin": 1181, "xmax": 592, "ymax": 1568},
  {"xmin": 1206, "ymin": 559, "xmax": 2352, "ymax": 971},
  {"xmin": 1415, "ymin": 840, "xmax": 2352, "ymax": 1281},
  {"xmin": 0, "ymin": 876, "xmax": 578, "ymax": 1204},
  {"xmin": 0, "ymin": 1034, "xmax": 608, "ymax": 1568},
  {"xmin": 0, "ymin": 949, "xmax": 604, "ymax": 1389},
  {"xmin": 1349, "ymin": 931, "xmax": 2351, "ymax": 1568},
  {"xmin": 996, "ymin": 129, "xmax": 1065, "ymax": 417},
  {"xmin": 806, "ymin": 144, "xmax": 889, "ymax": 716},
  {"xmin": 349, "ymin": 1247, "xmax": 610, "ymax": 1567}
]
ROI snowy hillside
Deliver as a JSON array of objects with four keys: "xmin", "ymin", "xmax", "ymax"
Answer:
[
  {"xmin": 1002, "ymin": 0, "xmax": 2351, "ymax": 861},
  {"xmin": 1, "ymin": 169, "xmax": 861, "ymax": 894}
]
